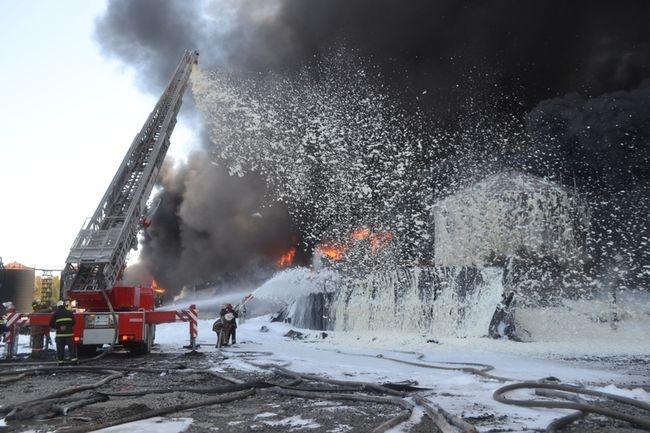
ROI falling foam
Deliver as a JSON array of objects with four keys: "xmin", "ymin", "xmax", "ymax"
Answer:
[
  {"xmin": 189, "ymin": 58, "xmax": 648, "ymax": 343},
  {"xmin": 332, "ymin": 267, "xmax": 504, "ymax": 338}
]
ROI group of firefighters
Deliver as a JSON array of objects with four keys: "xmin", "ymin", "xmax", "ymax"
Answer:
[
  {"xmin": 0, "ymin": 300, "xmax": 77, "ymax": 364},
  {"xmin": 2, "ymin": 300, "xmax": 244, "ymax": 363},
  {"xmin": 212, "ymin": 303, "xmax": 240, "ymax": 347}
]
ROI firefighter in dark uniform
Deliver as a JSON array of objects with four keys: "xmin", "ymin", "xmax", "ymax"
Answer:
[
  {"xmin": 219, "ymin": 304, "xmax": 239, "ymax": 345},
  {"xmin": 50, "ymin": 301, "xmax": 77, "ymax": 365}
]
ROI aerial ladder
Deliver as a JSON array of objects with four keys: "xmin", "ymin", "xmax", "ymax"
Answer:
[{"xmin": 26, "ymin": 50, "xmax": 200, "ymax": 356}]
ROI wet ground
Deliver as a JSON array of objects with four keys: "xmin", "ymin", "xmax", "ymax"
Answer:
[
  {"xmin": 0, "ymin": 349, "xmax": 439, "ymax": 433},
  {"xmin": 1, "ymin": 343, "xmax": 648, "ymax": 433}
]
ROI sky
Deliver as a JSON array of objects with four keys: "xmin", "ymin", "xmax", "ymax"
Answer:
[{"xmin": 0, "ymin": 1, "xmax": 197, "ymax": 270}]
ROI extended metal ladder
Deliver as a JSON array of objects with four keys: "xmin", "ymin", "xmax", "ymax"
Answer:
[{"xmin": 63, "ymin": 50, "xmax": 199, "ymax": 294}]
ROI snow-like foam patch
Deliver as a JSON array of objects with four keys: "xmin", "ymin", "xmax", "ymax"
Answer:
[
  {"xmin": 94, "ymin": 417, "xmax": 193, "ymax": 433},
  {"xmin": 262, "ymin": 415, "xmax": 320, "ymax": 429},
  {"xmin": 595, "ymin": 385, "xmax": 650, "ymax": 402}
]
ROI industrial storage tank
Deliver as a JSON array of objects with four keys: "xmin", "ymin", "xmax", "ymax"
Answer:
[
  {"xmin": 433, "ymin": 171, "xmax": 589, "ymax": 267},
  {"xmin": 0, "ymin": 262, "xmax": 34, "ymax": 313}
]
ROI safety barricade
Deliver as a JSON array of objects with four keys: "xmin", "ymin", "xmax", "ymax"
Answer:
[
  {"xmin": 3, "ymin": 306, "xmax": 27, "ymax": 359},
  {"xmin": 175, "ymin": 304, "xmax": 199, "ymax": 350}
]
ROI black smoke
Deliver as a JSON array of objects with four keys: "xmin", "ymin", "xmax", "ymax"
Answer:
[
  {"xmin": 524, "ymin": 81, "xmax": 650, "ymax": 281},
  {"xmin": 140, "ymin": 153, "xmax": 301, "ymax": 295},
  {"xmin": 95, "ymin": 0, "xmax": 650, "ymax": 289},
  {"xmin": 96, "ymin": 0, "xmax": 650, "ymax": 109}
]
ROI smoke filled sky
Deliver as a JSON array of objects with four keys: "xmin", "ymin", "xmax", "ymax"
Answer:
[
  {"xmin": 2, "ymin": 1, "xmax": 649, "ymax": 287},
  {"xmin": 92, "ymin": 0, "xmax": 650, "ymax": 288}
]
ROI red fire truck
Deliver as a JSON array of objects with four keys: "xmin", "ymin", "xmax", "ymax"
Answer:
[{"xmin": 27, "ymin": 50, "xmax": 200, "ymax": 356}]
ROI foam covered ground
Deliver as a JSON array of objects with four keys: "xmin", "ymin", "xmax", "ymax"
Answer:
[{"xmin": 152, "ymin": 315, "xmax": 649, "ymax": 432}]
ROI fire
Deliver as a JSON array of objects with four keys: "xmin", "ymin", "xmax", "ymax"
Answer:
[
  {"xmin": 315, "ymin": 227, "xmax": 394, "ymax": 263},
  {"xmin": 277, "ymin": 246, "xmax": 297, "ymax": 268},
  {"xmin": 151, "ymin": 279, "xmax": 166, "ymax": 294},
  {"xmin": 370, "ymin": 231, "xmax": 393, "ymax": 254},
  {"xmin": 352, "ymin": 226, "xmax": 371, "ymax": 241},
  {"xmin": 316, "ymin": 243, "xmax": 347, "ymax": 261}
]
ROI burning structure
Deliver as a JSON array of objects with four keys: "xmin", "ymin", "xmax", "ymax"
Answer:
[{"xmin": 278, "ymin": 172, "xmax": 592, "ymax": 341}]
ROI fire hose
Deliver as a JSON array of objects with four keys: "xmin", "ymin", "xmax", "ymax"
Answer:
[
  {"xmin": 2, "ymin": 334, "xmax": 648, "ymax": 432},
  {"xmin": 298, "ymin": 347, "xmax": 650, "ymax": 431},
  {"xmin": 493, "ymin": 381, "xmax": 650, "ymax": 431}
]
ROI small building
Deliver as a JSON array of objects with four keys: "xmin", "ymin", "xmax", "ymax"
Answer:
[{"xmin": 433, "ymin": 171, "xmax": 589, "ymax": 267}]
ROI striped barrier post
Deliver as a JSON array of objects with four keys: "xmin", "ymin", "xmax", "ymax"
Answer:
[
  {"xmin": 175, "ymin": 305, "xmax": 198, "ymax": 350},
  {"xmin": 188, "ymin": 304, "xmax": 198, "ymax": 351},
  {"xmin": 4, "ymin": 306, "xmax": 21, "ymax": 360}
]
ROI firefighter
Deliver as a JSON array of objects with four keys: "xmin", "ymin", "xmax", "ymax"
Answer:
[
  {"xmin": 219, "ymin": 303, "xmax": 239, "ymax": 345},
  {"xmin": 212, "ymin": 317, "xmax": 224, "ymax": 348},
  {"xmin": 50, "ymin": 300, "xmax": 77, "ymax": 365}
]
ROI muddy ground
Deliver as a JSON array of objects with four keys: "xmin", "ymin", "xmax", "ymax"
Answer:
[
  {"xmin": 0, "ymin": 349, "xmax": 440, "ymax": 433},
  {"xmin": 0, "ymin": 346, "xmax": 648, "ymax": 433}
]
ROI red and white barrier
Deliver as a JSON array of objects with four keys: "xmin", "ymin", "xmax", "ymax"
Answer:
[
  {"xmin": 3, "ymin": 306, "xmax": 25, "ymax": 359},
  {"xmin": 174, "ymin": 304, "xmax": 198, "ymax": 350}
]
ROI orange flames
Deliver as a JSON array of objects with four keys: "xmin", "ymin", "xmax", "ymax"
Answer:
[
  {"xmin": 316, "ymin": 227, "xmax": 393, "ymax": 262},
  {"xmin": 151, "ymin": 279, "xmax": 166, "ymax": 294},
  {"xmin": 316, "ymin": 243, "xmax": 348, "ymax": 261},
  {"xmin": 370, "ymin": 231, "xmax": 393, "ymax": 254},
  {"xmin": 352, "ymin": 226, "xmax": 371, "ymax": 240},
  {"xmin": 277, "ymin": 246, "xmax": 297, "ymax": 268}
]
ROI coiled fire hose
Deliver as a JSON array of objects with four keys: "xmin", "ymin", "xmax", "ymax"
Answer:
[
  {"xmin": 493, "ymin": 381, "xmax": 650, "ymax": 431},
  {"xmin": 312, "ymin": 347, "xmax": 650, "ymax": 431}
]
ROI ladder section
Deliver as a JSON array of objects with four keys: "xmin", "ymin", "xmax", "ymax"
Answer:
[{"xmin": 64, "ymin": 50, "xmax": 198, "ymax": 293}]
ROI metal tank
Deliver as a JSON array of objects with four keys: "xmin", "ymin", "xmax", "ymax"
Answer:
[{"xmin": 0, "ymin": 266, "xmax": 35, "ymax": 313}]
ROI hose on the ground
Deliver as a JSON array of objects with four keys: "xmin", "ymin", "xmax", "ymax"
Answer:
[
  {"xmin": 3, "ymin": 333, "xmax": 647, "ymax": 433},
  {"xmin": 0, "ymin": 368, "xmax": 123, "ymax": 416},
  {"xmin": 493, "ymin": 381, "xmax": 650, "ymax": 430},
  {"xmin": 315, "ymin": 347, "xmax": 511, "ymax": 382},
  {"xmin": 226, "ymin": 346, "xmax": 650, "ymax": 432},
  {"xmin": 63, "ymin": 388, "xmax": 257, "ymax": 433}
]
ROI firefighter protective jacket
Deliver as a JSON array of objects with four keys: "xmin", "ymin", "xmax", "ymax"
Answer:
[{"xmin": 50, "ymin": 307, "xmax": 75, "ymax": 337}]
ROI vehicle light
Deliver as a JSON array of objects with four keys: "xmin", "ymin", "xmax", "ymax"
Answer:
[
  {"xmin": 73, "ymin": 336, "xmax": 81, "ymax": 342},
  {"xmin": 121, "ymin": 335, "xmax": 129, "ymax": 341}
]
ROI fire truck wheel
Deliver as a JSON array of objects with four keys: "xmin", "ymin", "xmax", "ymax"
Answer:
[
  {"xmin": 127, "ymin": 325, "xmax": 154, "ymax": 355},
  {"xmin": 78, "ymin": 344, "xmax": 101, "ymax": 357},
  {"xmin": 127, "ymin": 341, "xmax": 149, "ymax": 355}
]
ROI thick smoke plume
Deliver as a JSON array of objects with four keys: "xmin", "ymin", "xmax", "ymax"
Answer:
[
  {"xmin": 95, "ymin": 0, "xmax": 650, "ymax": 291},
  {"xmin": 140, "ymin": 153, "xmax": 300, "ymax": 294}
]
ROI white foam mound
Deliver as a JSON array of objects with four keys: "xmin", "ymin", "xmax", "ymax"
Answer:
[{"xmin": 252, "ymin": 267, "xmax": 339, "ymax": 303}]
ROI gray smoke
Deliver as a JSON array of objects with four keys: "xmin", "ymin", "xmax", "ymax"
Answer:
[{"xmin": 140, "ymin": 152, "xmax": 298, "ymax": 294}]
